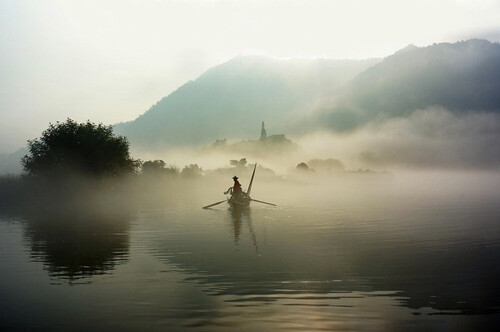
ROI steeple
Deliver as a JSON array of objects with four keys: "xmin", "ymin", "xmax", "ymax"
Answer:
[{"xmin": 260, "ymin": 121, "xmax": 267, "ymax": 141}]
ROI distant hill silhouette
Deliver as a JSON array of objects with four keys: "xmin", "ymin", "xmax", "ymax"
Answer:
[
  {"xmin": 319, "ymin": 39, "xmax": 500, "ymax": 130},
  {"xmin": 2, "ymin": 40, "xmax": 499, "ymax": 174},
  {"xmin": 114, "ymin": 56, "xmax": 379, "ymax": 148},
  {"xmin": 116, "ymin": 40, "xmax": 500, "ymax": 148}
]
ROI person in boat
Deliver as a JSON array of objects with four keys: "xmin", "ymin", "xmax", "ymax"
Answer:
[
  {"xmin": 232, "ymin": 176, "xmax": 242, "ymax": 196},
  {"xmin": 224, "ymin": 176, "xmax": 243, "ymax": 196}
]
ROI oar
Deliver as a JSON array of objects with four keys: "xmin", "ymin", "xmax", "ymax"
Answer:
[
  {"xmin": 251, "ymin": 198, "xmax": 276, "ymax": 206},
  {"xmin": 202, "ymin": 200, "xmax": 227, "ymax": 209}
]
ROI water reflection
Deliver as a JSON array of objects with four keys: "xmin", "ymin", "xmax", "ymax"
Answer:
[
  {"xmin": 22, "ymin": 209, "xmax": 131, "ymax": 283},
  {"xmin": 228, "ymin": 207, "xmax": 257, "ymax": 250},
  {"xmin": 2, "ymin": 174, "xmax": 500, "ymax": 330},
  {"xmin": 150, "ymin": 203, "xmax": 500, "ymax": 317}
]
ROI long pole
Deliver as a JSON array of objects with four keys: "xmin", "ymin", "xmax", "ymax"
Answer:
[{"xmin": 246, "ymin": 163, "xmax": 257, "ymax": 196}]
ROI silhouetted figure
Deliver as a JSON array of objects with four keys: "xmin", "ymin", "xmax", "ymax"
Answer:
[
  {"xmin": 232, "ymin": 176, "xmax": 242, "ymax": 195},
  {"xmin": 224, "ymin": 176, "xmax": 242, "ymax": 196}
]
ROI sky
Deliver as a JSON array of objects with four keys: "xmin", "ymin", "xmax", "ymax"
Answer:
[{"xmin": 1, "ymin": 0, "xmax": 500, "ymax": 153}]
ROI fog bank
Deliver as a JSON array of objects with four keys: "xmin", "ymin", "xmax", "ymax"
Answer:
[{"xmin": 296, "ymin": 108, "xmax": 500, "ymax": 171}]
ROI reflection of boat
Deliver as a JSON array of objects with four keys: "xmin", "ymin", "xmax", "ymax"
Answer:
[
  {"xmin": 228, "ymin": 207, "xmax": 258, "ymax": 251},
  {"xmin": 203, "ymin": 164, "xmax": 276, "ymax": 209}
]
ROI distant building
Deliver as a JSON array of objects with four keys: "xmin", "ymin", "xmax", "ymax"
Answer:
[
  {"xmin": 260, "ymin": 121, "xmax": 267, "ymax": 141},
  {"xmin": 209, "ymin": 121, "xmax": 295, "ymax": 154},
  {"xmin": 258, "ymin": 121, "xmax": 292, "ymax": 146}
]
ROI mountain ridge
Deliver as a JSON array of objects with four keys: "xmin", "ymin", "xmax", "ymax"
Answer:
[
  {"xmin": 114, "ymin": 56, "xmax": 380, "ymax": 148},
  {"xmin": 116, "ymin": 39, "xmax": 500, "ymax": 150}
]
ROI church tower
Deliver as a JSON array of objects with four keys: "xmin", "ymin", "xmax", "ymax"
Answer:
[{"xmin": 260, "ymin": 121, "xmax": 267, "ymax": 141}]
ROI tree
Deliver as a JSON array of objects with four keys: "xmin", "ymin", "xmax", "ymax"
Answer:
[
  {"xmin": 181, "ymin": 164, "xmax": 202, "ymax": 178},
  {"xmin": 296, "ymin": 162, "xmax": 311, "ymax": 171},
  {"xmin": 142, "ymin": 160, "xmax": 178, "ymax": 176},
  {"xmin": 230, "ymin": 158, "xmax": 247, "ymax": 168},
  {"xmin": 308, "ymin": 158, "xmax": 344, "ymax": 172},
  {"xmin": 142, "ymin": 160, "xmax": 166, "ymax": 173},
  {"xmin": 22, "ymin": 119, "xmax": 139, "ymax": 177}
]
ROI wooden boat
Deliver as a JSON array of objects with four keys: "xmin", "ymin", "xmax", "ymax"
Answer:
[
  {"xmin": 203, "ymin": 164, "xmax": 276, "ymax": 209},
  {"xmin": 228, "ymin": 192, "xmax": 251, "ymax": 209}
]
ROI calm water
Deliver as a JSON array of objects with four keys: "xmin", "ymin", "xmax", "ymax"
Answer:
[{"xmin": 1, "ymin": 173, "xmax": 500, "ymax": 331}]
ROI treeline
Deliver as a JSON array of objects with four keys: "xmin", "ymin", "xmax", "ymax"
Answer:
[
  {"xmin": 0, "ymin": 119, "xmax": 199, "ymax": 211},
  {"xmin": 0, "ymin": 119, "xmax": 383, "ymax": 212},
  {"xmin": 0, "ymin": 119, "xmax": 278, "ymax": 211}
]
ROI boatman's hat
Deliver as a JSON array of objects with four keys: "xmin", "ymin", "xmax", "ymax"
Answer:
[{"xmin": 233, "ymin": 176, "xmax": 238, "ymax": 180}]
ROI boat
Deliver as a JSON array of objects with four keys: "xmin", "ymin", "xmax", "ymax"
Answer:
[
  {"xmin": 203, "ymin": 163, "xmax": 276, "ymax": 209},
  {"xmin": 228, "ymin": 192, "xmax": 251, "ymax": 208}
]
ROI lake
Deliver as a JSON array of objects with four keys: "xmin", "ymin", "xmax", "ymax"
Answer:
[{"xmin": 1, "ymin": 172, "xmax": 499, "ymax": 331}]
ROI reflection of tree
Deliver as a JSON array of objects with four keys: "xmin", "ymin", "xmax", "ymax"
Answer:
[{"xmin": 23, "ymin": 210, "xmax": 131, "ymax": 283}]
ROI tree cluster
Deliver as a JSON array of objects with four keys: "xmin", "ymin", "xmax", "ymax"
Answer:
[{"xmin": 22, "ymin": 119, "xmax": 139, "ymax": 178}]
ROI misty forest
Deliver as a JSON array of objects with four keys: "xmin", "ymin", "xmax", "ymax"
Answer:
[{"xmin": 1, "ymin": 3, "xmax": 500, "ymax": 330}]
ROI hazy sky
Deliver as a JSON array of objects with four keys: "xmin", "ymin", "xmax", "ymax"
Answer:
[{"xmin": 1, "ymin": 0, "xmax": 500, "ymax": 152}]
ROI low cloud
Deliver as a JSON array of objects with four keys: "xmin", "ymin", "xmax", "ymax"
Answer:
[{"xmin": 297, "ymin": 108, "xmax": 500, "ymax": 170}]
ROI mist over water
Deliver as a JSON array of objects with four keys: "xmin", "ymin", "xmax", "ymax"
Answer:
[
  {"xmin": 1, "ymin": 170, "xmax": 499, "ymax": 331},
  {"xmin": 1, "ymin": 1, "xmax": 500, "ymax": 329},
  {"xmin": 122, "ymin": 106, "xmax": 500, "ymax": 178}
]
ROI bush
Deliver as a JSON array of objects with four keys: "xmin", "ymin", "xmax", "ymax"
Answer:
[
  {"xmin": 142, "ymin": 160, "xmax": 178, "ymax": 176},
  {"xmin": 181, "ymin": 164, "xmax": 202, "ymax": 178},
  {"xmin": 230, "ymin": 158, "xmax": 247, "ymax": 168},
  {"xmin": 22, "ymin": 119, "xmax": 139, "ymax": 178},
  {"xmin": 308, "ymin": 158, "xmax": 344, "ymax": 172},
  {"xmin": 296, "ymin": 162, "xmax": 311, "ymax": 171}
]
